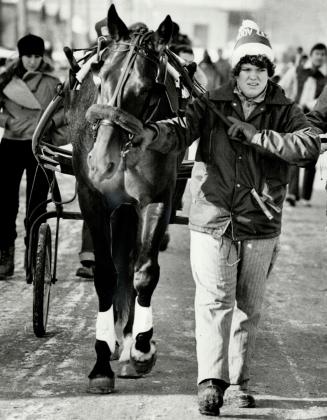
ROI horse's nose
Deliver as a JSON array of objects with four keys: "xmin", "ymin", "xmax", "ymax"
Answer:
[{"xmin": 87, "ymin": 150, "xmax": 115, "ymax": 182}]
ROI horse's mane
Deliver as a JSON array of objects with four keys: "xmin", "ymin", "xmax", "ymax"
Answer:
[{"xmin": 66, "ymin": 72, "xmax": 97, "ymax": 151}]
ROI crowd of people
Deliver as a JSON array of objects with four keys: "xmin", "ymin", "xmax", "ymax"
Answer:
[{"xmin": 0, "ymin": 16, "xmax": 326, "ymax": 419}]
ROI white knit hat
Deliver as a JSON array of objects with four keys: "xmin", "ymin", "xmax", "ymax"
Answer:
[{"xmin": 231, "ymin": 20, "xmax": 274, "ymax": 68}]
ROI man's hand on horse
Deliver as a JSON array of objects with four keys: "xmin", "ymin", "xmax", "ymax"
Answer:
[
  {"xmin": 227, "ymin": 116, "xmax": 258, "ymax": 142},
  {"xmin": 132, "ymin": 125, "xmax": 157, "ymax": 151}
]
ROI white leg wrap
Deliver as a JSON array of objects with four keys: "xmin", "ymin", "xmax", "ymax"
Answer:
[
  {"xmin": 132, "ymin": 299, "xmax": 153, "ymax": 339},
  {"xmin": 96, "ymin": 307, "xmax": 117, "ymax": 354}
]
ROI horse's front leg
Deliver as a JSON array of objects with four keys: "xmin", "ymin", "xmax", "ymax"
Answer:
[
  {"xmin": 130, "ymin": 201, "xmax": 169, "ymax": 375},
  {"xmin": 88, "ymin": 245, "xmax": 118, "ymax": 393},
  {"xmin": 81, "ymin": 204, "xmax": 117, "ymax": 393},
  {"xmin": 109, "ymin": 205, "xmax": 142, "ymax": 379}
]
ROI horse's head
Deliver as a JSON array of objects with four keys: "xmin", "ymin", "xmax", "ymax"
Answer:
[{"xmin": 85, "ymin": 4, "xmax": 173, "ymax": 188}]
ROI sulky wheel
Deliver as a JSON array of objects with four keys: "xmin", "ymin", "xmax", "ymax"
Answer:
[{"xmin": 33, "ymin": 223, "xmax": 52, "ymax": 337}]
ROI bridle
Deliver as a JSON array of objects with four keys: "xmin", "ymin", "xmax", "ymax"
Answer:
[
  {"xmin": 92, "ymin": 31, "xmax": 168, "ymax": 126},
  {"xmin": 89, "ymin": 30, "xmax": 170, "ymax": 163}
]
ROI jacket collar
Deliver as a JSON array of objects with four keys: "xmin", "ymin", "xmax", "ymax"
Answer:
[
  {"xmin": 3, "ymin": 76, "xmax": 41, "ymax": 109},
  {"xmin": 22, "ymin": 60, "xmax": 57, "ymax": 91},
  {"xmin": 208, "ymin": 79, "xmax": 291, "ymax": 105}
]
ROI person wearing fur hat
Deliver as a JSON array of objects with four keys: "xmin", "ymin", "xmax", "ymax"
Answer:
[
  {"xmin": 0, "ymin": 34, "xmax": 63, "ymax": 279},
  {"xmin": 118, "ymin": 20, "xmax": 321, "ymax": 415}
]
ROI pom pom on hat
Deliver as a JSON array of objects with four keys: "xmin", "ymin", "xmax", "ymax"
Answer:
[
  {"xmin": 231, "ymin": 20, "xmax": 274, "ymax": 68},
  {"xmin": 17, "ymin": 34, "xmax": 45, "ymax": 57}
]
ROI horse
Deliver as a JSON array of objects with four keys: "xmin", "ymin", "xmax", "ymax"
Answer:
[{"xmin": 66, "ymin": 4, "xmax": 188, "ymax": 393}]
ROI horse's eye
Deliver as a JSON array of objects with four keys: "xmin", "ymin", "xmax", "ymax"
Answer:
[{"xmin": 93, "ymin": 75, "xmax": 101, "ymax": 87}]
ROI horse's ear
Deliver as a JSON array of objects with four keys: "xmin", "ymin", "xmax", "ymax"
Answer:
[
  {"xmin": 154, "ymin": 15, "xmax": 173, "ymax": 50},
  {"xmin": 107, "ymin": 4, "xmax": 129, "ymax": 41}
]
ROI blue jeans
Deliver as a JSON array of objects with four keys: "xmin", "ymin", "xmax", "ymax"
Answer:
[{"xmin": 190, "ymin": 230, "xmax": 280, "ymax": 386}]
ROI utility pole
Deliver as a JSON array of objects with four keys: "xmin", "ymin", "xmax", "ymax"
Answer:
[
  {"xmin": 70, "ymin": 0, "xmax": 74, "ymax": 48},
  {"xmin": 85, "ymin": 0, "xmax": 91, "ymax": 45},
  {"xmin": 0, "ymin": 0, "xmax": 2, "ymax": 45},
  {"xmin": 17, "ymin": 0, "xmax": 27, "ymax": 39}
]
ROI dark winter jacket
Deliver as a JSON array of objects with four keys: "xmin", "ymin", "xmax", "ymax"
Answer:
[
  {"xmin": 295, "ymin": 66, "xmax": 326, "ymax": 109},
  {"xmin": 0, "ymin": 59, "xmax": 62, "ymax": 140},
  {"xmin": 149, "ymin": 80, "xmax": 321, "ymax": 240},
  {"xmin": 306, "ymin": 84, "xmax": 327, "ymax": 131}
]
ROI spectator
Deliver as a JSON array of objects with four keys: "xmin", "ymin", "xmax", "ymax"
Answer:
[
  {"xmin": 295, "ymin": 46, "xmax": 304, "ymax": 67},
  {"xmin": 169, "ymin": 43, "xmax": 206, "ymax": 219},
  {"xmin": 129, "ymin": 19, "xmax": 320, "ymax": 416},
  {"xmin": 0, "ymin": 34, "xmax": 63, "ymax": 279},
  {"xmin": 198, "ymin": 49, "xmax": 221, "ymax": 90},
  {"xmin": 172, "ymin": 44, "xmax": 208, "ymax": 88},
  {"xmin": 76, "ymin": 222, "xmax": 95, "ymax": 279},
  {"xmin": 215, "ymin": 47, "xmax": 232, "ymax": 85},
  {"xmin": 280, "ymin": 42, "xmax": 327, "ymax": 206},
  {"xmin": 169, "ymin": 21, "xmax": 193, "ymax": 53},
  {"xmin": 306, "ymin": 84, "xmax": 327, "ymax": 154}
]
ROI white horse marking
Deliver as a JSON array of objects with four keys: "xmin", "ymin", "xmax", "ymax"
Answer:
[
  {"xmin": 96, "ymin": 307, "xmax": 117, "ymax": 354},
  {"xmin": 132, "ymin": 299, "xmax": 153, "ymax": 339}
]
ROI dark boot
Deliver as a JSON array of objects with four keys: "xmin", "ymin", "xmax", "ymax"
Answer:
[
  {"xmin": 224, "ymin": 384, "xmax": 256, "ymax": 408},
  {"xmin": 224, "ymin": 390, "xmax": 256, "ymax": 408},
  {"xmin": 198, "ymin": 379, "xmax": 227, "ymax": 416},
  {"xmin": 75, "ymin": 260, "xmax": 95, "ymax": 279},
  {"xmin": 0, "ymin": 246, "xmax": 15, "ymax": 279}
]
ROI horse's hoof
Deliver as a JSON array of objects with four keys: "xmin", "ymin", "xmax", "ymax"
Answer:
[
  {"xmin": 130, "ymin": 340, "xmax": 157, "ymax": 375},
  {"xmin": 118, "ymin": 361, "xmax": 143, "ymax": 378},
  {"xmin": 88, "ymin": 375, "xmax": 115, "ymax": 394}
]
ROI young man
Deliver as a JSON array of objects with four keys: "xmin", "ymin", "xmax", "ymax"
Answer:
[{"xmin": 111, "ymin": 20, "xmax": 321, "ymax": 416}]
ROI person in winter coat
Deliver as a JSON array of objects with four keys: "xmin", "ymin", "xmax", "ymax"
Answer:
[
  {"xmin": 214, "ymin": 47, "xmax": 232, "ymax": 85},
  {"xmin": 279, "ymin": 42, "xmax": 327, "ymax": 206},
  {"xmin": 306, "ymin": 84, "xmax": 327, "ymax": 154},
  {"xmin": 0, "ymin": 34, "xmax": 62, "ymax": 279},
  {"xmin": 121, "ymin": 20, "xmax": 321, "ymax": 416},
  {"xmin": 198, "ymin": 49, "xmax": 221, "ymax": 90}
]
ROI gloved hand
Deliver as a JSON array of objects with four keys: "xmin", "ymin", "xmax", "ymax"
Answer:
[
  {"xmin": 132, "ymin": 125, "xmax": 158, "ymax": 151},
  {"xmin": 227, "ymin": 116, "xmax": 258, "ymax": 142}
]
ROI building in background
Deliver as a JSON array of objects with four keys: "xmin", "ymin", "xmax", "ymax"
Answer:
[
  {"xmin": 126, "ymin": 0, "xmax": 264, "ymax": 61},
  {"xmin": 0, "ymin": 0, "xmax": 264, "ymax": 62},
  {"xmin": 0, "ymin": 0, "xmax": 327, "ymax": 65}
]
